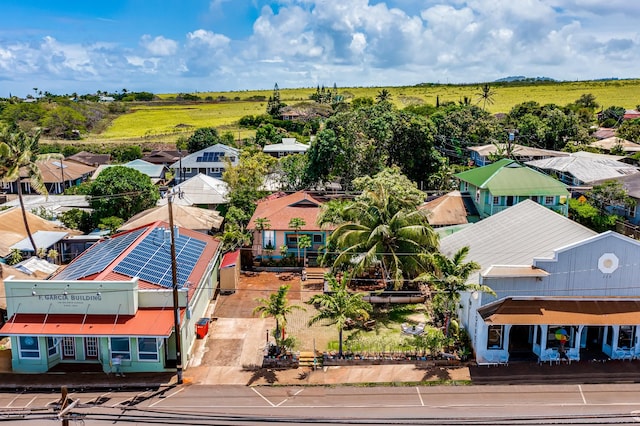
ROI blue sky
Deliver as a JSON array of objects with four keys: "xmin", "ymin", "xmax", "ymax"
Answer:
[{"xmin": 1, "ymin": 0, "xmax": 638, "ymax": 97}]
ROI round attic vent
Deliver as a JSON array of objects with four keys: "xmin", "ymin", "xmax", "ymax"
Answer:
[{"xmin": 598, "ymin": 253, "xmax": 619, "ymax": 274}]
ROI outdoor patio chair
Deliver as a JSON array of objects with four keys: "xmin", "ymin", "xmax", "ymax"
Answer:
[{"xmin": 614, "ymin": 349, "xmax": 634, "ymax": 361}]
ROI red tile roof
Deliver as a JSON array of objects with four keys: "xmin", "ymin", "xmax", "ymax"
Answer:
[
  {"xmin": 248, "ymin": 191, "xmax": 324, "ymax": 231},
  {"xmin": 0, "ymin": 308, "xmax": 179, "ymax": 337}
]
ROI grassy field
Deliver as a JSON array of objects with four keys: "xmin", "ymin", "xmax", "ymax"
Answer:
[{"xmin": 91, "ymin": 79, "xmax": 640, "ymax": 145}]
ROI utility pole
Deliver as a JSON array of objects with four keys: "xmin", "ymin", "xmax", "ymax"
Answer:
[{"xmin": 168, "ymin": 192, "xmax": 183, "ymax": 384}]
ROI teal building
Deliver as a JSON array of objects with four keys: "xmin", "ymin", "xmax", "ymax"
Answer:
[{"xmin": 0, "ymin": 221, "xmax": 221, "ymax": 374}]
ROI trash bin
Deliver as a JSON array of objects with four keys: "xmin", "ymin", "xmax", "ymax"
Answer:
[{"xmin": 196, "ymin": 318, "xmax": 210, "ymax": 339}]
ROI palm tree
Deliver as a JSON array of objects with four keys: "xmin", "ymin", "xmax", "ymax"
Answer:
[
  {"xmin": 416, "ymin": 246, "xmax": 494, "ymax": 336},
  {"xmin": 253, "ymin": 284, "xmax": 305, "ymax": 347},
  {"xmin": 328, "ymin": 184, "xmax": 438, "ymax": 290},
  {"xmin": 298, "ymin": 234, "xmax": 312, "ymax": 266},
  {"xmin": 476, "ymin": 84, "xmax": 496, "ymax": 111},
  {"xmin": 307, "ymin": 273, "xmax": 372, "ymax": 356},
  {"xmin": 376, "ymin": 89, "xmax": 392, "ymax": 103},
  {"xmin": 0, "ymin": 126, "xmax": 62, "ymax": 253},
  {"xmin": 288, "ymin": 217, "xmax": 306, "ymax": 265},
  {"xmin": 254, "ymin": 217, "xmax": 271, "ymax": 257}
]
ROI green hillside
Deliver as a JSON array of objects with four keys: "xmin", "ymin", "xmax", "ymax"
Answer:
[{"xmin": 88, "ymin": 79, "xmax": 640, "ymax": 144}]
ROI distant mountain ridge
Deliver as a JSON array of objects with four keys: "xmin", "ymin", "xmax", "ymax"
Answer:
[{"xmin": 494, "ymin": 76, "xmax": 556, "ymax": 83}]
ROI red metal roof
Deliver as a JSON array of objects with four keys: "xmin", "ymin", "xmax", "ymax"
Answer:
[
  {"xmin": 220, "ymin": 250, "xmax": 239, "ymax": 268},
  {"xmin": 247, "ymin": 191, "xmax": 324, "ymax": 231},
  {"xmin": 0, "ymin": 308, "xmax": 180, "ymax": 337}
]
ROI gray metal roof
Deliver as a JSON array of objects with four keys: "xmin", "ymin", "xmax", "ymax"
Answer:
[
  {"xmin": 439, "ymin": 200, "xmax": 597, "ymax": 283},
  {"xmin": 526, "ymin": 153, "xmax": 638, "ymax": 184},
  {"xmin": 10, "ymin": 231, "xmax": 69, "ymax": 252},
  {"xmin": 157, "ymin": 173, "xmax": 229, "ymax": 206},
  {"xmin": 168, "ymin": 144, "xmax": 240, "ymax": 169}
]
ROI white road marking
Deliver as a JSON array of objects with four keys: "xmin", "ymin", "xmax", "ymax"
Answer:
[
  {"xmin": 416, "ymin": 386, "xmax": 424, "ymax": 406},
  {"xmin": 5, "ymin": 394, "xmax": 21, "ymax": 408},
  {"xmin": 276, "ymin": 389, "xmax": 304, "ymax": 407},
  {"xmin": 251, "ymin": 387, "xmax": 275, "ymax": 407},
  {"xmin": 578, "ymin": 385, "xmax": 587, "ymax": 404},
  {"xmin": 24, "ymin": 396, "xmax": 37, "ymax": 408},
  {"xmin": 149, "ymin": 388, "xmax": 184, "ymax": 407}
]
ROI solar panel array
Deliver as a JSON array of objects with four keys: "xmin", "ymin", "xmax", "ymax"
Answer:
[
  {"xmin": 113, "ymin": 228, "xmax": 206, "ymax": 289},
  {"xmin": 53, "ymin": 228, "xmax": 146, "ymax": 281}
]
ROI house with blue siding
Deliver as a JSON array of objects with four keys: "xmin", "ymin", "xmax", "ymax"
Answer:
[
  {"xmin": 454, "ymin": 158, "xmax": 570, "ymax": 218},
  {"xmin": 441, "ymin": 200, "xmax": 640, "ymax": 365},
  {"xmin": 247, "ymin": 191, "xmax": 329, "ymax": 266},
  {"xmin": 0, "ymin": 221, "xmax": 221, "ymax": 374},
  {"xmin": 169, "ymin": 144, "xmax": 240, "ymax": 184}
]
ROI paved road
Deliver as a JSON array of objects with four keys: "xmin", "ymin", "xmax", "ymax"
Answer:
[{"xmin": 2, "ymin": 384, "xmax": 640, "ymax": 425}]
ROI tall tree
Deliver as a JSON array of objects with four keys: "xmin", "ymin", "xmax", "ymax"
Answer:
[
  {"xmin": 307, "ymin": 273, "xmax": 372, "ymax": 356},
  {"xmin": 476, "ymin": 84, "xmax": 496, "ymax": 111},
  {"xmin": 0, "ymin": 126, "xmax": 62, "ymax": 253},
  {"xmin": 88, "ymin": 166, "xmax": 159, "ymax": 223},
  {"xmin": 186, "ymin": 127, "xmax": 222, "ymax": 153},
  {"xmin": 416, "ymin": 246, "xmax": 493, "ymax": 336},
  {"xmin": 327, "ymin": 183, "xmax": 438, "ymax": 290},
  {"xmin": 253, "ymin": 284, "xmax": 304, "ymax": 346}
]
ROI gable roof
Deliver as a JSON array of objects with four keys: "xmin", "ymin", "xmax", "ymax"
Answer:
[
  {"xmin": 263, "ymin": 138, "xmax": 309, "ymax": 153},
  {"xmin": 10, "ymin": 230, "xmax": 68, "ymax": 252},
  {"xmin": 526, "ymin": 152, "xmax": 639, "ymax": 184},
  {"xmin": 419, "ymin": 190, "xmax": 469, "ymax": 226},
  {"xmin": 169, "ymin": 144, "xmax": 240, "ymax": 169},
  {"xmin": 590, "ymin": 173, "xmax": 640, "ymax": 199},
  {"xmin": 119, "ymin": 204, "xmax": 223, "ymax": 232},
  {"xmin": 157, "ymin": 173, "xmax": 228, "ymax": 206},
  {"xmin": 141, "ymin": 150, "xmax": 182, "ymax": 164},
  {"xmin": 439, "ymin": 200, "xmax": 596, "ymax": 283},
  {"xmin": 0, "ymin": 207, "xmax": 77, "ymax": 257},
  {"xmin": 91, "ymin": 160, "xmax": 165, "ymax": 182},
  {"xmin": 455, "ymin": 159, "xmax": 569, "ymax": 196},
  {"xmin": 66, "ymin": 151, "xmax": 111, "ymax": 167},
  {"xmin": 589, "ymin": 136, "xmax": 640, "ymax": 153},
  {"xmin": 24, "ymin": 159, "xmax": 96, "ymax": 184},
  {"xmin": 467, "ymin": 144, "xmax": 568, "ymax": 159},
  {"xmin": 50, "ymin": 221, "xmax": 220, "ymax": 297},
  {"xmin": 247, "ymin": 191, "xmax": 324, "ymax": 231}
]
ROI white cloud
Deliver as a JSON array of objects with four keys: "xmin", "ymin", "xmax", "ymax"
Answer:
[
  {"xmin": 0, "ymin": 0, "xmax": 638, "ymax": 96},
  {"xmin": 140, "ymin": 35, "xmax": 178, "ymax": 56}
]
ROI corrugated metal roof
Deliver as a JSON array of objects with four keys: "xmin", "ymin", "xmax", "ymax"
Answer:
[
  {"xmin": 526, "ymin": 153, "xmax": 639, "ymax": 184},
  {"xmin": 157, "ymin": 174, "xmax": 228, "ymax": 206},
  {"xmin": 439, "ymin": 200, "xmax": 597, "ymax": 284},
  {"xmin": 10, "ymin": 231, "xmax": 69, "ymax": 252},
  {"xmin": 455, "ymin": 158, "xmax": 514, "ymax": 187}
]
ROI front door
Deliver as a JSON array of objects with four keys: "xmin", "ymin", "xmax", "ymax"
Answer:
[
  {"xmin": 84, "ymin": 337, "xmax": 98, "ymax": 360},
  {"xmin": 62, "ymin": 337, "xmax": 76, "ymax": 360}
]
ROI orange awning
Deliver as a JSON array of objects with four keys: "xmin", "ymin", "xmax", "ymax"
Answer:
[
  {"xmin": 0, "ymin": 308, "xmax": 179, "ymax": 337},
  {"xmin": 479, "ymin": 298, "xmax": 640, "ymax": 326}
]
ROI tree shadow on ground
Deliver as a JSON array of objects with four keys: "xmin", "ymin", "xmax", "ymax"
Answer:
[
  {"xmin": 415, "ymin": 365, "xmax": 457, "ymax": 382},
  {"xmin": 246, "ymin": 368, "xmax": 279, "ymax": 385}
]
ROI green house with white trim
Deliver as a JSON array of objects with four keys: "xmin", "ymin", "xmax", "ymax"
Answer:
[
  {"xmin": 455, "ymin": 159, "xmax": 570, "ymax": 218},
  {"xmin": 0, "ymin": 221, "xmax": 221, "ymax": 374}
]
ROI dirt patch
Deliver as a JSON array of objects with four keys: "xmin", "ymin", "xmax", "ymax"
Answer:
[{"xmin": 202, "ymin": 339, "xmax": 244, "ymax": 366}]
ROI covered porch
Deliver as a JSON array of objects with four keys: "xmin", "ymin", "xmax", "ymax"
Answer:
[{"xmin": 475, "ymin": 298, "xmax": 640, "ymax": 365}]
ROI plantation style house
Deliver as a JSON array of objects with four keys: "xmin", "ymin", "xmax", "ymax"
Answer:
[
  {"xmin": 169, "ymin": 144, "xmax": 240, "ymax": 184},
  {"xmin": 442, "ymin": 200, "xmax": 640, "ymax": 365},
  {"xmin": 247, "ymin": 191, "xmax": 329, "ymax": 266},
  {"xmin": 455, "ymin": 158, "xmax": 570, "ymax": 218},
  {"xmin": 0, "ymin": 221, "xmax": 221, "ymax": 374}
]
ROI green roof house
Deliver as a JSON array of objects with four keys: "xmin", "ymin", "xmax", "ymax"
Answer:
[{"xmin": 454, "ymin": 159, "xmax": 570, "ymax": 218}]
